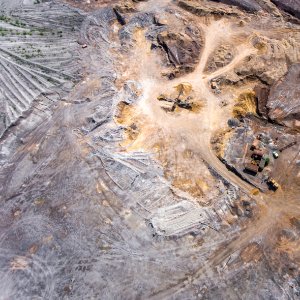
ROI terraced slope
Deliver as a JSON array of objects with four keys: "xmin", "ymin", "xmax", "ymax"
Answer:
[{"xmin": 0, "ymin": 1, "xmax": 84, "ymax": 137}]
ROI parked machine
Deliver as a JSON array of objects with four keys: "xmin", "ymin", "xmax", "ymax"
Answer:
[
  {"xmin": 267, "ymin": 177, "xmax": 280, "ymax": 191},
  {"xmin": 157, "ymin": 83, "xmax": 193, "ymax": 112}
]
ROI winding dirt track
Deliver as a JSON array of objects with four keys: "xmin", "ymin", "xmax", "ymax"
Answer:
[
  {"xmin": 136, "ymin": 18, "xmax": 256, "ymax": 192},
  {"xmin": 128, "ymin": 5, "xmax": 300, "ymax": 297}
]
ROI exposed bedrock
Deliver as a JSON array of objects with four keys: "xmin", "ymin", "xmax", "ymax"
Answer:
[
  {"xmin": 215, "ymin": 34, "xmax": 300, "ymax": 87},
  {"xmin": 208, "ymin": 0, "xmax": 300, "ymax": 18},
  {"xmin": 254, "ymin": 85, "xmax": 269, "ymax": 119},
  {"xmin": 255, "ymin": 63, "xmax": 300, "ymax": 129},
  {"xmin": 176, "ymin": 0, "xmax": 241, "ymax": 16},
  {"xmin": 180, "ymin": 0, "xmax": 300, "ymax": 19},
  {"xmin": 208, "ymin": 0, "xmax": 262, "ymax": 12},
  {"xmin": 271, "ymin": 0, "xmax": 300, "ymax": 19},
  {"xmin": 267, "ymin": 63, "xmax": 300, "ymax": 129},
  {"xmin": 157, "ymin": 26, "xmax": 203, "ymax": 78},
  {"xmin": 205, "ymin": 44, "xmax": 234, "ymax": 73}
]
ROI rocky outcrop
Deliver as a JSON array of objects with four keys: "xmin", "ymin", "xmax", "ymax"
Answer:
[
  {"xmin": 208, "ymin": 0, "xmax": 262, "ymax": 12},
  {"xmin": 271, "ymin": 0, "xmax": 300, "ymax": 19},
  {"xmin": 178, "ymin": 0, "xmax": 299, "ymax": 18},
  {"xmin": 254, "ymin": 85, "xmax": 269, "ymax": 119},
  {"xmin": 205, "ymin": 44, "xmax": 234, "ymax": 73},
  {"xmin": 267, "ymin": 63, "xmax": 300, "ymax": 129},
  {"xmin": 157, "ymin": 27, "xmax": 203, "ymax": 78},
  {"xmin": 254, "ymin": 0, "xmax": 282, "ymax": 16},
  {"xmin": 204, "ymin": 0, "xmax": 298, "ymax": 17},
  {"xmin": 114, "ymin": 1, "xmax": 137, "ymax": 13},
  {"xmin": 216, "ymin": 34, "xmax": 300, "ymax": 87},
  {"xmin": 176, "ymin": 0, "xmax": 241, "ymax": 16}
]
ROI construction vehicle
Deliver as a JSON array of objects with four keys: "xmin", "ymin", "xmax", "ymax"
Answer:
[
  {"xmin": 171, "ymin": 83, "xmax": 193, "ymax": 111},
  {"xmin": 157, "ymin": 83, "xmax": 193, "ymax": 112},
  {"xmin": 251, "ymin": 188, "xmax": 260, "ymax": 196},
  {"xmin": 267, "ymin": 177, "xmax": 280, "ymax": 191},
  {"xmin": 175, "ymin": 99, "xmax": 192, "ymax": 110}
]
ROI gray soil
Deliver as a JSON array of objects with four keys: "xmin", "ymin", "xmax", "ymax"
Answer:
[{"xmin": 0, "ymin": 0, "xmax": 299, "ymax": 299}]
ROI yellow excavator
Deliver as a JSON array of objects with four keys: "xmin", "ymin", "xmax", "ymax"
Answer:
[
  {"xmin": 267, "ymin": 177, "xmax": 280, "ymax": 191},
  {"xmin": 157, "ymin": 82, "xmax": 193, "ymax": 111}
]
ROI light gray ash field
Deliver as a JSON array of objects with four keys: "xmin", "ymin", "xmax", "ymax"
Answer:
[{"xmin": 0, "ymin": 0, "xmax": 300, "ymax": 299}]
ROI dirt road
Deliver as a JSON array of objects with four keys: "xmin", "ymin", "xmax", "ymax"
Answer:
[{"xmin": 125, "ymin": 7, "xmax": 300, "ymax": 297}]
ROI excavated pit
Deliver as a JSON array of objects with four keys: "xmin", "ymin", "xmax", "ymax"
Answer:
[{"xmin": 0, "ymin": 0, "xmax": 300, "ymax": 299}]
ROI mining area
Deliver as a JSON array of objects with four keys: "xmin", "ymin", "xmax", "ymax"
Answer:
[{"xmin": 0, "ymin": 0, "xmax": 300, "ymax": 299}]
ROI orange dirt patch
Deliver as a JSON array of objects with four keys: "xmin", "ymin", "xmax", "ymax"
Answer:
[
  {"xmin": 211, "ymin": 128, "xmax": 233, "ymax": 158},
  {"xmin": 232, "ymin": 90, "xmax": 257, "ymax": 118},
  {"xmin": 115, "ymin": 101, "xmax": 143, "ymax": 148},
  {"xmin": 240, "ymin": 242, "xmax": 263, "ymax": 263},
  {"xmin": 115, "ymin": 101, "xmax": 212, "ymax": 199}
]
